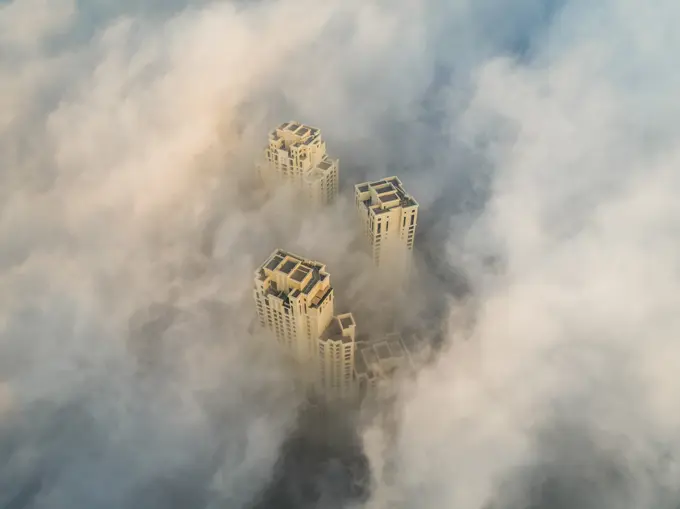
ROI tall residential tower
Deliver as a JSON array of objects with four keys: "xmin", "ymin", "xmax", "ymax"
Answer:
[
  {"xmin": 253, "ymin": 249, "xmax": 356, "ymax": 398},
  {"xmin": 260, "ymin": 121, "xmax": 339, "ymax": 206},
  {"xmin": 355, "ymin": 176, "xmax": 419, "ymax": 272}
]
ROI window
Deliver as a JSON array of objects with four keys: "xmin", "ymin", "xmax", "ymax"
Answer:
[
  {"xmin": 410, "ymin": 214, "xmax": 415, "ymax": 226},
  {"xmin": 377, "ymin": 223, "xmax": 381, "ymax": 234}
]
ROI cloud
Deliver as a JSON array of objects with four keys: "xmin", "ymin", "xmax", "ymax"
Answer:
[
  {"xmin": 360, "ymin": 1, "xmax": 680, "ymax": 508},
  {"xmin": 1, "ymin": 0, "xmax": 679, "ymax": 507},
  {"xmin": 0, "ymin": 0, "xmax": 75, "ymax": 48}
]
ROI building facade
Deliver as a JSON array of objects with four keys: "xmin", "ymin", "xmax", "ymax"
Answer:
[
  {"xmin": 260, "ymin": 121, "xmax": 339, "ymax": 206},
  {"xmin": 354, "ymin": 176, "xmax": 418, "ymax": 272},
  {"xmin": 318, "ymin": 313, "xmax": 356, "ymax": 399},
  {"xmin": 254, "ymin": 249, "xmax": 355, "ymax": 398}
]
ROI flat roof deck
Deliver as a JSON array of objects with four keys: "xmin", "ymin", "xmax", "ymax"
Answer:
[
  {"xmin": 279, "ymin": 259, "xmax": 298, "ymax": 274},
  {"xmin": 340, "ymin": 316, "xmax": 354, "ymax": 329},
  {"xmin": 290, "ymin": 267, "xmax": 309, "ymax": 282},
  {"xmin": 379, "ymin": 192, "xmax": 399, "ymax": 203},
  {"xmin": 265, "ymin": 255, "xmax": 284, "ymax": 271}
]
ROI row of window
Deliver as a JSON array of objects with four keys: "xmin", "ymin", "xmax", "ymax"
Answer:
[
  {"xmin": 403, "ymin": 212, "xmax": 416, "ymax": 227},
  {"xmin": 318, "ymin": 347, "xmax": 353, "ymax": 361}
]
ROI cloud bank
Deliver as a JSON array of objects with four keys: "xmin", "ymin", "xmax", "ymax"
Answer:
[{"xmin": 1, "ymin": 0, "xmax": 679, "ymax": 508}]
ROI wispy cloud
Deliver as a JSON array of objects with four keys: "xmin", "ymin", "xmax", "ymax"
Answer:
[{"xmin": 1, "ymin": 0, "xmax": 679, "ymax": 507}]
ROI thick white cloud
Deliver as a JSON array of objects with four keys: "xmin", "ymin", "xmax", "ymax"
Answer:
[
  {"xmin": 362, "ymin": 1, "xmax": 680, "ymax": 508},
  {"xmin": 1, "ymin": 0, "xmax": 679, "ymax": 507}
]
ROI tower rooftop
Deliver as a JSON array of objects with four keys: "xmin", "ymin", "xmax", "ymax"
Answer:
[
  {"xmin": 256, "ymin": 249, "xmax": 331, "ymax": 308},
  {"xmin": 354, "ymin": 176, "xmax": 418, "ymax": 215},
  {"xmin": 263, "ymin": 121, "xmax": 338, "ymax": 192},
  {"xmin": 269, "ymin": 121, "xmax": 321, "ymax": 150}
]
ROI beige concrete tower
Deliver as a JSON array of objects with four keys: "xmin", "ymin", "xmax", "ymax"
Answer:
[
  {"xmin": 318, "ymin": 313, "xmax": 356, "ymax": 399},
  {"xmin": 254, "ymin": 249, "xmax": 355, "ymax": 398},
  {"xmin": 354, "ymin": 176, "xmax": 418, "ymax": 273},
  {"xmin": 260, "ymin": 121, "xmax": 339, "ymax": 206}
]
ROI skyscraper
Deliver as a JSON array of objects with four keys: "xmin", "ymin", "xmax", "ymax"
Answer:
[
  {"xmin": 354, "ymin": 176, "xmax": 419, "ymax": 272},
  {"xmin": 318, "ymin": 313, "xmax": 356, "ymax": 399},
  {"xmin": 253, "ymin": 249, "xmax": 355, "ymax": 398},
  {"xmin": 260, "ymin": 121, "xmax": 339, "ymax": 206}
]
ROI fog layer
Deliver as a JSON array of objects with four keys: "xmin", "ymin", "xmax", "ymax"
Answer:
[{"xmin": 1, "ymin": 0, "xmax": 679, "ymax": 508}]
